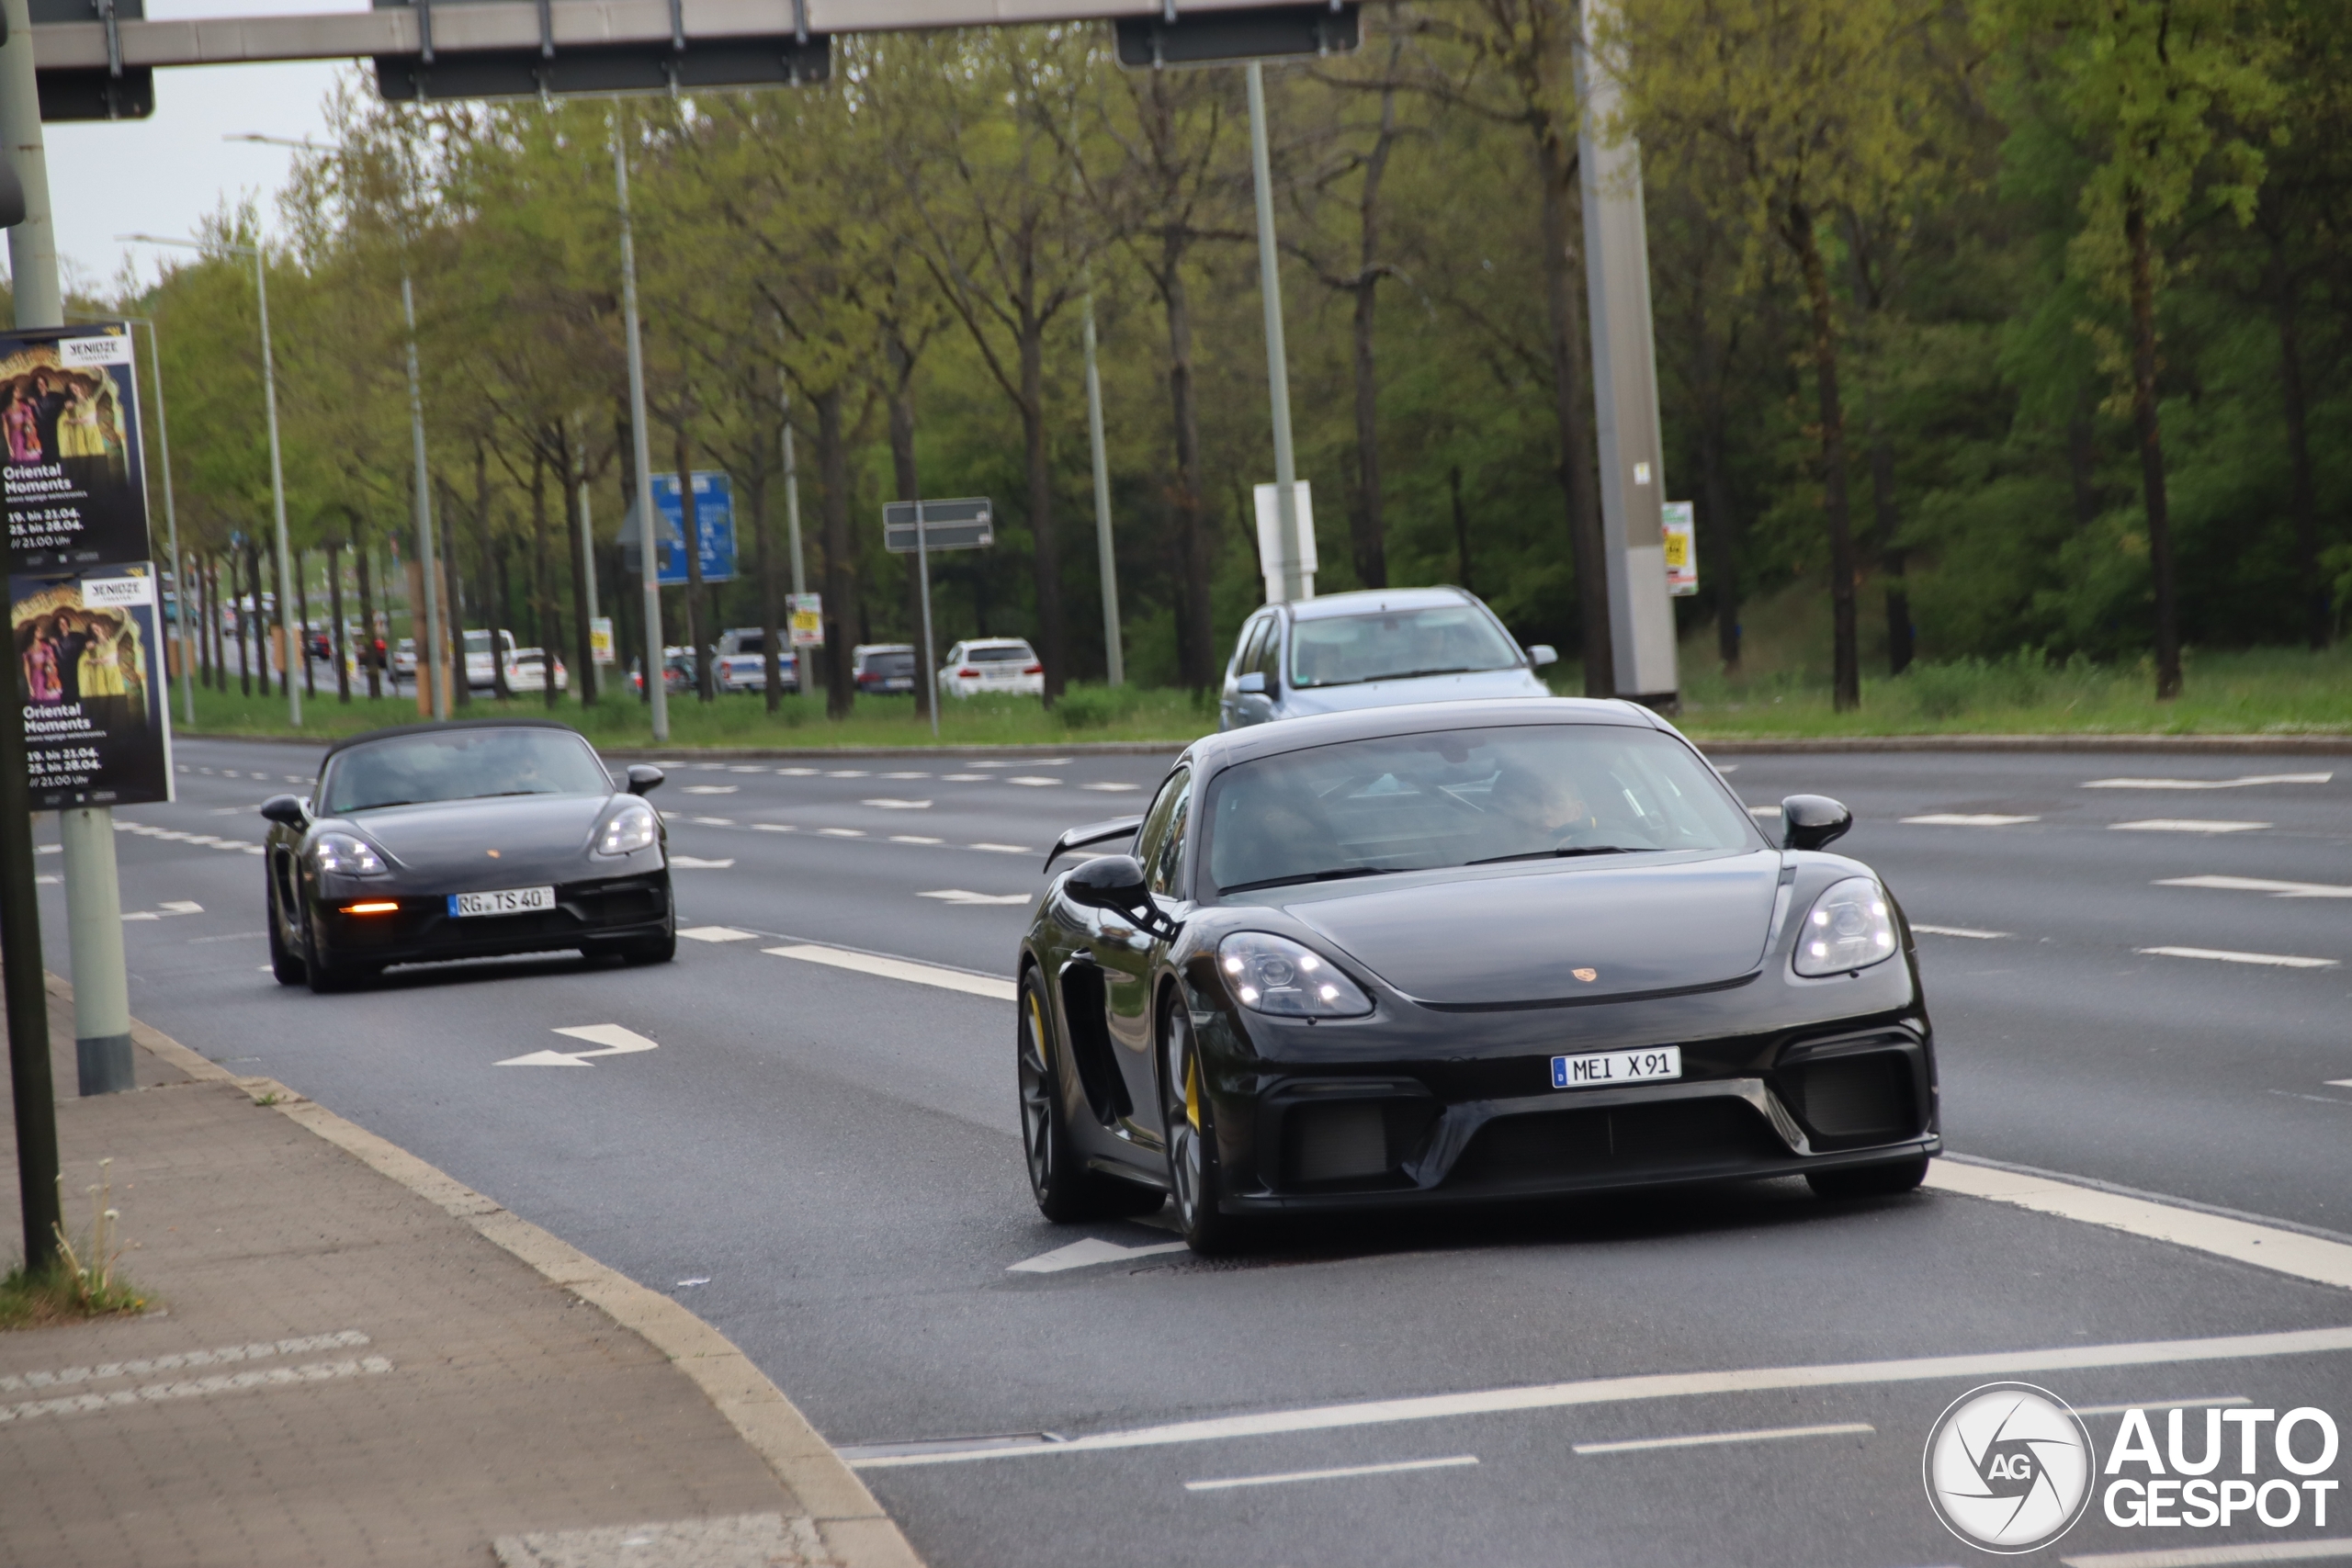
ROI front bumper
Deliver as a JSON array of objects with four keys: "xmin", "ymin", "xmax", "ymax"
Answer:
[{"xmin": 311, "ymin": 873, "xmax": 671, "ymax": 968}]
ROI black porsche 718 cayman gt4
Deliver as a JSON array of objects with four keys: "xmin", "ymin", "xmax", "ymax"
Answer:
[
  {"xmin": 260, "ymin": 719, "xmax": 675, "ymax": 992},
  {"xmin": 1019, "ymin": 698, "xmax": 1939, "ymax": 1253}
]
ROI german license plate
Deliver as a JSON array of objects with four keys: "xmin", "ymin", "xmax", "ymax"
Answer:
[
  {"xmin": 447, "ymin": 886, "xmax": 554, "ymax": 919},
  {"xmin": 1551, "ymin": 1045, "xmax": 1682, "ymax": 1089}
]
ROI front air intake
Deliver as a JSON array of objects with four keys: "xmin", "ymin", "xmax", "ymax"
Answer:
[
  {"xmin": 1785, "ymin": 1053, "xmax": 1914, "ymax": 1142},
  {"xmin": 1285, "ymin": 1101, "xmax": 1390, "ymax": 1185}
]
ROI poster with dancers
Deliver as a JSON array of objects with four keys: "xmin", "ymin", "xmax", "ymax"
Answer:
[
  {"xmin": 0, "ymin": 324, "xmax": 151, "ymax": 570},
  {"xmin": 10, "ymin": 564, "xmax": 173, "ymax": 809}
]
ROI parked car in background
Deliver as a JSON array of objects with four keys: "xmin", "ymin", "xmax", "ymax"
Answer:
[
  {"xmin": 506, "ymin": 649, "xmax": 570, "ymax": 694},
  {"xmin": 464, "ymin": 629, "xmax": 522, "ymax": 692},
  {"xmin": 938, "ymin": 638, "xmax": 1043, "ymax": 698},
  {"xmin": 391, "ymin": 638, "xmax": 418, "ymax": 681},
  {"xmin": 1219, "ymin": 586, "xmax": 1555, "ymax": 731},
  {"xmin": 715, "ymin": 628, "xmax": 799, "ymax": 694},
  {"xmin": 852, "ymin": 643, "xmax": 918, "ymax": 694}
]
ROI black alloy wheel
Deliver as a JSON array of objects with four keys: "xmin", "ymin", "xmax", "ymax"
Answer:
[
  {"xmin": 1162, "ymin": 1001, "xmax": 1247, "ymax": 1255},
  {"xmin": 1805, "ymin": 1154, "xmax": 1930, "ymax": 1200},
  {"xmin": 266, "ymin": 876, "xmax": 306, "ymax": 987},
  {"xmin": 1018, "ymin": 969, "xmax": 1160, "ymax": 1222}
]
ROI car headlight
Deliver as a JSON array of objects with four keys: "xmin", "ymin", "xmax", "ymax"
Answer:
[
  {"xmin": 1217, "ymin": 931, "xmax": 1374, "ymax": 1018},
  {"xmin": 1792, "ymin": 876, "xmax": 1898, "ymax": 976},
  {"xmin": 311, "ymin": 832, "xmax": 385, "ymax": 875},
  {"xmin": 597, "ymin": 801, "xmax": 658, "ymax": 856}
]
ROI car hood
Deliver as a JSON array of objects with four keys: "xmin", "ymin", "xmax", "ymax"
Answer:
[
  {"xmin": 1279, "ymin": 667, "xmax": 1549, "ymax": 716},
  {"xmin": 1287, "ymin": 850, "xmax": 1782, "ymax": 1005},
  {"xmin": 334, "ymin": 794, "xmax": 616, "ymax": 880}
]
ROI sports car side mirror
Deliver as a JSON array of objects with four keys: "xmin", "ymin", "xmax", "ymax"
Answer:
[
  {"xmin": 625, "ymin": 765, "xmax": 665, "ymax": 795},
  {"xmin": 1527, "ymin": 644, "xmax": 1558, "ymax": 668},
  {"xmin": 1235, "ymin": 671, "xmax": 1266, "ymax": 695},
  {"xmin": 1781, "ymin": 795, "xmax": 1852, "ymax": 852},
  {"xmin": 259, "ymin": 794, "xmax": 308, "ymax": 829},
  {"xmin": 1063, "ymin": 852, "xmax": 1182, "ymax": 939}
]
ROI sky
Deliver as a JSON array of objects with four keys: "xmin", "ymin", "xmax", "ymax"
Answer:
[{"xmin": 32, "ymin": 0, "xmax": 350, "ymax": 298}]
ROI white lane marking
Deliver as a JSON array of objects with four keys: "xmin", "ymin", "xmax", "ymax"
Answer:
[
  {"xmin": 1080, "ymin": 782, "xmax": 1141, "ymax": 792},
  {"xmin": 845, "ymin": 1322, "xmax": 2352, "ymax": 1469},
  {"xmin": 942, "ymin": 773, "xmax": 990, "ymax": 782},
  {"xmin": 244, "ymin": 845, "xmax": 264, "ymax": 855},
  {"xmin": 862, "ymin": 798, "xmax": 933, "ymax": 809},
  {"xmin": 688, "ymin": 816, "xmax": 737, "ymax": 826},
  {"xmin": 826, "ymin": 770, "xmax": 871, "ymax": 778},
  {"xmin": 1925, "ymin": 1160, "xmax": 2352, "ymax": 1289},
  {"xmin": 967, "ymin": 761, "xmax": 1013, "ymax": 768},
  {"xmin": 121, "ymin": 900, "xmax": 204, "ymax": 922},
  {"xmin": 669, "ymin": 856, "xmax": 736, "ymax": 869},
  {"xmin": 1572, "ymin": 1420, "xmax": 1872, "ymax": 1456},
  {"xmin": 765, "ymin": 944, "xmax": 1016, "ymax": 1001},
  {"xmin": 2159, "ymin": 874, "xmax": 2352, "ymax": 899},
  {"xmin": 682, "ymin": 784, "xmax": 740, "ymax": 795},
  {"xmin": 1901, "ymin": 813, "xmax": 2040, "ymax": 827},
  {"xmin": 776, "ymin": 767, "xmax": 820, "ymax": 776},
  {"xmin": 2083, "ymin": 773, "xmax": 2334, "ymax": 791},
  {"xmin": 35, "ymin": 842, "xmax": 60, "ymax": 853},
  {"xmin": 920, "ymin": 890, "xmax": 1034, "ymax": 907},
  {"xmin": 727, "ymin": 765, "xmax": 767, "ymax": 773},
  {"xmin": 2329, "ymin": 1080, "xmax": 2352, "ymax": 1090},
  {"xmin": 2136, "ymin": 945, "xmax": 2336, "ymax": 969},
  {"xmin": 2109, "ymin": 818, "xmax": 2270, "ymax": 833},
  {"xmin": 891, "ymin": 834, "xmax": 944, "ymax": 845},
  {"xmin": 752, "ymin": 823, "xmax": 798, "ymax": 833},
  {"xmin": 678, "ymin": 926, "xmax": 759, "ymax": 942},
  {"xmin": 818, "ymin": 828, "xmax": 865, "ymax": 839},
  {"xmin": 498, "ymin": 1023, "xmax": 662, "ymax": 1066},
  {"xmin": 880, "ymin": 771, "xmax": 932, "ymax": 779},
  {"xmin": 1, "ymin": 1356, "xmax": 393, "ymax": 1423},
  {"xmin": 970, "ymin": 842, "xmax": 1031, "ymax": 854},
  {"xmin": 1911, "ymin": 924, "xmax": 2010, "ymax": 940},
  {"xmin": 1184, "ymin": 1455, "xmax": 1478, "ymax": 1493},
  {"xmin": 2067, "ymin": 1395, "xmax": 2247, "ymax": 1416},
  {"xmin": 1006, "ymin": 776, "xmax": 1063, "ymax": 786},
  {"xmin": 1747, "ymin": 806, "xmax": 1780, "ymax": 818},
  {"xmin": 36, "ymin": 874, "xmax": 57, "ymax": 884},
  {"xmin": 1008, "ymin": 1236, "xmax": 1190, "ymax": 1274},
  {"xmin": 2063, "ymin": 1540, "xmax": 2352, "ymax": 1566},
  {"xmin": 0, "ymin": 1330, "xmax": 371, "ymax": 1393}
]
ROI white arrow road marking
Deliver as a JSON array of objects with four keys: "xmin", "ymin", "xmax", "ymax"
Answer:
[
  {"xmin": 497, "ymin": 1023, "xmax": 662, "ymax": 1066},
  {"xmin": 1901, "ymin": 813, "xmax": 2040, "ymax": 827},
  {"xmin": 2109, "ymin": 818, "xmax": 2269, "ymax": 833},
  {"xmin": 678, "ymin": 926, "xmax": 759, "ymax": 942},
  {"xmin": 764, "ymin": 944, "xmax": 1017, "ymax": 1001},
  {"xmin": 122, "ymin": 900, "xmax": 204, "ymax": 922},
  {"xmin": 919, "ymin": 890, "xmax": 1034, "ymax": 907},
  {"xmin": 2159, "ymin": 874, "xmax": 2352, "ymax": 898},
  {"xmin": 2083, "ymin": 773, "xmax": 2334, "ymax": 790},
  {"xmin": 670, "ymin": 856, "xmax": 736, "ymax": 868},
  {"xmin": 1007, "ymin": 1236, "xmax": 1189, "ymax": 1274},
  {"xmin": 2138, "ymin": 946, "xmax": 2337, "ymax": 968}
]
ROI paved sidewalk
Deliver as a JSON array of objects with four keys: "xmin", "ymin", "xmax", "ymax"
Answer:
[{"xmin": 1, "ymin": 976, "xmax": 920, "ymax": 1568}]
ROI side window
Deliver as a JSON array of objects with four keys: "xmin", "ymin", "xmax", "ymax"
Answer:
[
  {"xmin": 1230, "ymin": 617, "xmax": 1267, "ymax": 682},
  {"xmin": 1251, "ymin": 618, "xmax": 1283, "ymax": 686},
  {"xmin": 1133, "ymin": 767, "xmax": 1192, "ymax": 897},
  {"xmin": 1148, "ymin": 772, "xmax": 1193, "ymax": 898}
]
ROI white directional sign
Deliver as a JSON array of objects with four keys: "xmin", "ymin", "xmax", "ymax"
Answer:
[{"xmin": 496, "ymin": 1023, "xmax": 661, "ymax": 1067}]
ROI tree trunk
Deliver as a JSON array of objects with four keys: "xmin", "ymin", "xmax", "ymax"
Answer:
[
  {"xmin": 296, "ymin": 549, "xmax": 315, "ymax": 698},
  {"xmin": 233, "ymin": 548, "xmax": 252, "ymax": 696},
  {"xmin": 1161, "ymin": 246, "xmax": 1214, "ymax": 693},
  {"xmin": 202, "ymin": 554, "xmax": 219, "ymax": 689},
  {"xmin": 533, "ymin": 446, "xmax": 563, "ymax": 709},
  {"xmin": 1789, "ymin": 204, "xmax": 1860, "ymax": 711},
  {"xmin": 565, "ymin": 434, "xmax": 597, "ymax": 705},
  {"xmin": 752, "ymin": 448, "xmax": 780, "ymax": 715},
  {"xmin": 676, "ymin": 427, "xmax": 713, "ymax": 703},
  {"xmin": 245, "ymin": 539, "xmax": 268, "ymax": 698},
  {"xmin": 441, "ymin": 485, "xmax": 470, "ymax": 708},
  {"xmin": 888, "ymin": 335, "xmax": 933, "ymax": 721},
  {"xmin": 2124, "ymin": 191, "xmax": 2181, "ymax": 699},
  {"xmin": 2273, "ymin": 266, "xmax": 2324, "ymax": 648},
  {"xmin": 1534, "ymin": 124, "xmax": 1611, "ymax": 696},
  {"xmin": 328, "ymin": 540, "xmax": 349, "ymax": 703},
  {"xmin": 1450, "ymin": 465, "xmax": 1473, "ymax": 594},
  {"xmin": 356, "ymin": 536, "xmax": 380, "ymax": 700},
  {"xmin": 1871, "ymin": 440, "xmax": 1912, "ymax": 675},
  {"xmin": 1020, "ymin": 324, "xmax": 1064, "ymax": 703},
  {"xmin": 1701, "ymin": 406, "xmax": 1741, "ymax": 674},
  {"xmin": 817, "ymin": 383, "xmax": 856, "ymax": 719},
  {"xmin": 1348, "ymin": 82, "xmax": 1399, "ymax": 592}
]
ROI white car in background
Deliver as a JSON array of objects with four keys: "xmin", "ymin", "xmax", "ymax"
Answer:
[
  {"xmin": 505, "ymin": 649, "xmax": 570, "ymax": 694},
  {"xmin": 938, "ymin": 638, "xmax": 1044, "ymax": 698},
  {"xmin": 391, "ymin": 637, "xmax": 418, "ymax": 681}
]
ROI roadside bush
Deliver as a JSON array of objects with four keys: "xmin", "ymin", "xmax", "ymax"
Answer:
[{"xmin": 1055, "ymin": 682, "xmax": 1141, "ymax": 730}]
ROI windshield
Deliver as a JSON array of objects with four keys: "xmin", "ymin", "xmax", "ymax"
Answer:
[
  {"xmin": 1204, "ymin": 724, "xmax": 1758, "ymax": 895},
  {"xmin": 864, "ymin": 651, "xmax": 915, "ymax": 675},
  {"xmin": 969, "ymin": 644, "xmax": 1035, "ymax": 663},
  {"xmin": 322, "ymin": 728, "xmax": 613, "ymax": 814},
  {"xmin": 1289, "ymin": 605, "xmax": 1524, "ymax": 689}
]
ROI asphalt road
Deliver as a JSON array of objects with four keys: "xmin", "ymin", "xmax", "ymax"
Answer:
[{"xmin": 33, "ymin": 729, "xmax": 2352, "ymax": 1567}]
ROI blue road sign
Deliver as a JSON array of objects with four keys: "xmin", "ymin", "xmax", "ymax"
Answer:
[{"xmin": 622, "ymin": 471, "xmax": 735, "ymax": 585}]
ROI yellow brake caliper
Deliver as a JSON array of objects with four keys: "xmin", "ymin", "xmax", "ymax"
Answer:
[{"xmin": 1184, "ymin": 1052, "xmax": 1202, "ymax": 1131}]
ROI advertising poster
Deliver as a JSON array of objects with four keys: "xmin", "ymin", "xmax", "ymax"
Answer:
[
  {"xmin": 0, "ymin": 324, "xmax": 151, "ymax": 570},
  {"xmin": 787, "ymin": 592, "xmax": 823, "ymax": 649},
  {"xmin": 590, "ymin": 615, "xmax": 615, "ymax": 664},
  {"xmin": 11, "ymin": 563, "xmax": 174, "ymax": 809},
  {"xmin": 1662, "ymin": 500, "xmax": 1699, "ymax": 596}
]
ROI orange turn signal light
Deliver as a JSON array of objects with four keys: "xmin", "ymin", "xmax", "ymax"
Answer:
[{"xmin": 342, "ymin": 900, "xmax": 401, "ymax": 916}]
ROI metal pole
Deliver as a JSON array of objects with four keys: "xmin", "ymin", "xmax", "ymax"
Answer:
[
  {"xmin": 0, "ymin": 0, "xmax": 64, "ymax": 1259},
  {"xmin": 401, "ymin": 273, "xmax": 446, "ymax": 720},
  {"xmin": 254, "ymin": 246, "xmax": 299, "ymax": 727},
  {"xmin": 614, "ymin": 110, "xmax": 667, "ymax": 743},
  {"xmin": 138, "ymin": 320, "xmax": 194, "ymax": 728},
  {"xmin": 1081, "ymin": 283, "xmax": 1121, "ymax": 685},
  {"xmin": 780, "ymin": 387, "xmax": 805, "ymax": 599},
  {"xmin": 1576, "ymin": 0, "xmax": 1679, "ymax": 704},
  {"xmin": 1246, "ymin": 61, "xmax": 1306, "ymax": 604},
  {"xmin": 573, "ymin": 412, "xmax": 599, "ymax": 700},
  {"xmin": 914, "ymin": 507, "xmax": 937, "ymax": 741}
]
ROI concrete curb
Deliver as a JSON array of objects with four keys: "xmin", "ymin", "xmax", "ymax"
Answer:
[{"xmin": 115, "ymin": 1003, "xmax": 922, "ymax": 1568}]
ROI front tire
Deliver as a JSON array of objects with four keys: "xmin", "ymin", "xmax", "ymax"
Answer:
[
  {"xmin": 305, "ymin": 911, "xmax": 372, "ymax": 994},
  {"xmin": 1162, "ymin": 1003, "xmax": 1249, "ymax": 1255},
  {"xmin": 266, "ymin": 878, "xmax": 306, "ymax": 987},
  {"xmin": 1806, "ymin": 1154, "xmax": 1930, "ymax": 1200},
  {"xmin": 1019, "ymin": 970, "xmax": 1161, "ymax": 1223},
  {"xmin": 621, "ymin": 931, "xmax": 676, "ymax": 964}
]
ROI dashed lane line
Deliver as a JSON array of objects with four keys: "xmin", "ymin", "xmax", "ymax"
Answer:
[
  {"xmin": 1901, "ymin": 813, "xmax": 2041, "ymax": 827},
  {"xmin": 918, "ymin": 890, "xmax": 1034, "ymax": 907},
  {"xmin": 1571, "ymin": 1420, "xmax": 1872, "ymax": 1456},
  {"xmin": 2160, "ymin": 875, "xmax": 2352, "ymax": 899},
  {"xmin": 1911, "ymin": 924, "xmax": 2011, "ymax": 940},
  {"xmin": 2137, "ymin": 946, "xmax": 2336, "ymax": 969},
  {"xmin": 669, "ymin": 856, "xmax": 736, "ymax": 869},
  {"xmin": 2109, "ymin": 819, "xmax": 2270, "ymax": 833},
  {"xmin": 970, "ymin": 842, "xmax": 1031, "ymax": 854},
  {"xmin": 2083, "ymin": 773, "xmax": 2335, "ymax": 791},
  {"xmin": 763, "ymin": 943, "xmax": 1017, "ymax": 1001},
  {"xmin": 1184, "ymin": 1455, "xmax": 1478, "ymax": 1493}
]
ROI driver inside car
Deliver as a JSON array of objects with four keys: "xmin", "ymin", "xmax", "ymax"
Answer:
[{"xmin": 1485, "ymin": 763, "xmax": 1602, "ymax": 850}]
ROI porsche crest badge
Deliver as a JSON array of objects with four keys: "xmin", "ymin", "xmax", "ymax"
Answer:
[{"xmin": 1573, "ymin": 967, "xmax": 1598, "ymax": 983}]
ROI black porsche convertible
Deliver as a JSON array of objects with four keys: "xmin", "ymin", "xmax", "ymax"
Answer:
[
  {"xmin": 1019, "ymin": 698, "xmax": 1939, "ymax": 1252},
  {"xmin": 259, "ymin": 718, "xmax": 676, "ymax": 992}
]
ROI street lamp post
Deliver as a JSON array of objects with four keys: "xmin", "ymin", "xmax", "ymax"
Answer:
[
  {"xmin": 613, "ymin": 108, "xmax": 668, "ymax": 743},
  {"xmin": 121, "ymin": 231, "xmax": 299, "ymax": 728}
]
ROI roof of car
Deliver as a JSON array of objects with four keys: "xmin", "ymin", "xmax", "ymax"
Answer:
[
  {"xmin": 1181, "ymin": 696, "xmax": 1669, "ymax": 774},
  {"xmin": 958, "ymin": 637, "xmax": 1035, "ymax": 649},
  {"xmin": 1283, "ymin": 586, "xmax": 1476, "ymax": 623},
  {"xmin": 317, "ymin": 716, "xmax": 592, "ymax": 764}
]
